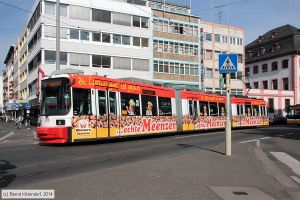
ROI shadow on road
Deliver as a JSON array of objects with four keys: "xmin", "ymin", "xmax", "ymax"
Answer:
[
  {"xmin": 176, "ymin": 143, "xmax": 225, "ymax": 156},
  {"xmin": 0, "ymin": 160, "xmax": 16, "ymax": 188}
]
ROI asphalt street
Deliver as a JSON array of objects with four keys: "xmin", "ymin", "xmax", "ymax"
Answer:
[{"xmin": 0, "ymin": 124, "xmax": 300, "ymax": 199}]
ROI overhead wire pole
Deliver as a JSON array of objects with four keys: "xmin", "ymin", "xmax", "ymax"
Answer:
[
  {"xmin": 56, "ymin": 0, "xmax": 60, "ymax": 71},
  {"xmin": 225, "ymin": 0, "xmax": 231, "ymax": 156}
]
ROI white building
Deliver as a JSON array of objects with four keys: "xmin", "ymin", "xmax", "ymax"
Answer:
[
  {"xmin": 246, "ymin": 24, "xmax": 300, "ymax": 117},
  {"xmin": 26, "ymin": 0, "xmax": 152, "ymax": 113}
]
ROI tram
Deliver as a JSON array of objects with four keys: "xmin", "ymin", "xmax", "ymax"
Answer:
[
  {"xmin": 287, "ymin": 104, "xmax": 300, "ymax": 125},
  {"xmin": 36, "ymin": 74, "xmax": 269, "ymax": 144}
]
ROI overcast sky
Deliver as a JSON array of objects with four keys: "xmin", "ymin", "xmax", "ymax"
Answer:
[{"xmin": 1, "ymin": 0, "xmax": 300, "ymax": 71}]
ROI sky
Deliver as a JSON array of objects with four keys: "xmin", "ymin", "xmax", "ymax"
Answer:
[{"xmin": 1, "ymin": 0, "xmax": 300, "ymax": 71}]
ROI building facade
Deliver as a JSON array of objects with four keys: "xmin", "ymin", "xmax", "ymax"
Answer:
[
  {"xmin": 150, "ymin": 0, "xmax": 201, "ymax": 89},
  {"xmin": 25, "ymin": 0, "xmax": 152, "ymax": 114},
  {"xmin": 201, "ymin": 21, "xmax": 245, "ymax": 96},
  {"xmin": 245, "ymin": 24, "xmax": 300, "ymax": 117}
]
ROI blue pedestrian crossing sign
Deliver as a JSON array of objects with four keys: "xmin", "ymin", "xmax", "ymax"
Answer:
[
  {"xmin": 25, "ymin": 103, "xmax": 31, "ymax": 110},
  {"xmin": 219, "ymin": 54, "xmax": 238, "ymax": 73}
]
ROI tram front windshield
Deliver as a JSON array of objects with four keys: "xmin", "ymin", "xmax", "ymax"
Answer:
[
  {"xmin": 41, "ymin": 78, "xmax": 71, "ymax": 116},
  {"xmin": 287, "ymin": 109, "xmax": 300, "ymax": 119}
]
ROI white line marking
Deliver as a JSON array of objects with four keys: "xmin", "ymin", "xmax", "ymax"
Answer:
[
  {"xmin": 290, "ymin": 176, "xmax": 300, "ymax": 185},
  {"xmin": 0, "ymin": 132, "xmax": 15, "ymax": 142},
  {"xmin": 238, "ymin": 137, "xmax": 271, "ymax": 144},
  {"xmin": 176, "ymin": 132, "xmax": 218, "ymax": 139},
  {"xmin": 271, "ymin": 152, "xmax": 300, "ymax": 176}
]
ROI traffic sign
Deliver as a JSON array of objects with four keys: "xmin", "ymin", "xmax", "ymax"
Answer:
[
  {"xmin": 25, "ymin": 103, "xmax": 31, "ymax": 110},
  {"xmin": 219, "ymin": 54, "xmax": 238, "ymax": 73},
  {"xmin": 15, "ymin": 103, "xmax": 19, "ymax": 110}
]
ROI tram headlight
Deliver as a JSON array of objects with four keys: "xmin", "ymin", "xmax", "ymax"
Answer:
[{"xmin": 56, "ymin": 120, "xmax": 65, "ymax": 125}]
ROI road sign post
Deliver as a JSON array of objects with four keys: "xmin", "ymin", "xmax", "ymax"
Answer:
[{"xmin": 219, "ymin": 54, "xmax": 238, "ymax": 156}]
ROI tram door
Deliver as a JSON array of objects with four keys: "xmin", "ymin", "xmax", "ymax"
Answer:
[
  {"xmin": 188, "ymin": 100, "xmax": 198, "ymax": 131},
  {"xmin": 97, "ymin": 90, "xmax": 118, "ymax": 138}
]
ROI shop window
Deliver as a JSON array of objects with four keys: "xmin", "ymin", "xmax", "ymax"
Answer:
[
  {"xmin": 141, "ymin": 95, "xmax": 157, "ymax": 116},
  {"xmin": 121, "ymin": 93, "xmax": 140, "ymax": 116}
]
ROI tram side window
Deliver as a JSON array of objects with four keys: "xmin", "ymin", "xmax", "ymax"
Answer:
[
  {"xmin": 199, "ymin": 101, "xmax": 209, "ymax": 116},
  {"xmin": 253, "ymin": 106, "xmax": 259, "ymax": 116},
  {"xmin": 219, "ymin": 103, "xmax": 225, "ymax": 116},
  {"xmin": 121, "ymin": 93, "xmax": 140, "ymax": 116},
  {"xmin": 98, "ymin": 91, "xmax": 106, "ymax": 115},
  {"xmin": 189, "ymin": 100, "xmax": 193, "ymax": 116},
  {"xmin": 261, "ymin": 106, "xmax": 265, "ymax": 116},
  {"xmin": 141, "ymin": 95, "xmax": 157, "ymax": 116},
  {"xmin": 158, "ymin": 97, "xmax": 172, "ymax": 116},
  {"xmin": 73, "ymin": 88, "xmax": 92, "ymax": 115},
  {"xmin": 245, "ymin": 104, "xmax": 252, "ymax": 116},
  {"xmin": 209, "ymin": 102, "xmax": 218, "ymax": 116},
  {"xmin": 109, "ymin": 92, "xmax": 117, "ymax": 115}
]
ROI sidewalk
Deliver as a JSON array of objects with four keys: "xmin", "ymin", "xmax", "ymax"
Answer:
[
  {"xmin": 20, "ymin": 143, "xmax": 298, "ymax": 200},
  {"xmin": 0, "ymin": 121, "xmax": 36, "ymax": 144}
]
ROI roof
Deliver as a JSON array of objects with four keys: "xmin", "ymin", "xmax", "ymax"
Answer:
[
  {"xmin": 246, "ymin": 24, "xmax": 300, "ymax": 63},
  {"xmin": 4, "ymin": 46, "xmax": 15, "ymax": 65},
  {"xmin": 149, "ymin": 0, "xmax": 190, "ymax": 9},
  {"xmin": 247, "ymin": 24, "xmax": 300, "ymax": 48}
]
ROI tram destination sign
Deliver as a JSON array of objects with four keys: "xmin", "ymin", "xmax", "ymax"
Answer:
[{"xmin": 218, "ymin": 54, "xmax": 238, "ymax": 73}]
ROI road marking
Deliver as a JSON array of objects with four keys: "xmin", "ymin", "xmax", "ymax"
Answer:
[
  {"xmin": 238, "ymin": 137, "xmax": 271, "ymax": 144},
  {"xmin": 176, "ymin": 132, "xmax": 218, "ymax": 139},
  {"xmin": 291, "ymin": 176, "xmax": 300, "ymax": 185},
  {"xmin": 0, "ymin": 132, "xmax": 15, "ymax": 142},
  {"xmin": 271, "ymin": 152, "xmax": 300, "ymax": 176}
]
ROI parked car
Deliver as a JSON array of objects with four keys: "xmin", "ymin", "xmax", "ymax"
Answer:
[{"xmin": 269, "ymin": 116, "xmax": 287, "ymax": 125}]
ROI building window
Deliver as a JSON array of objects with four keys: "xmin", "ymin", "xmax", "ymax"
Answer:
[
  {"xmin": 70, "ymin": 29, "xmax": 79, "ymax": 39},
  {"xmin": 80, "ymin": 30, "xmax": 89, "ymax": 41},
  {"xmin": 102, "ymin": 33, "xmax": 111, "ymax": 43},
  {"xmin": 285, "ymin": 99, "xmax": 290, "ymax": 112},
  {"xmin": 272, "ymin": 79, "xmax": 278, "ymax": 90},
  {"xmin": 205, "ymin": 33, "xmax": 212, "ymax": 41},
  {"xmin": 44, "ymin": 50, "xmax": 67, "ymax": 65},
  {"xmin": 45, "ymin": 1, "xmax": 55, "ymax": 15},
  {"xmin": 268, "ymin": 98, "xmax": 274, "ymax": 113},
  {"xmin": 28, "ymin": 26, "xmax": 41, "ymax": 52},
  {"xmin": 113, "ymin": 34, "xmax": 122, "ymax": 44},
  {"xmin": 113, "ymin": 57, "xmax": 131, "ymax": 70},
  {"xmin": 271, "ymin": 61, "xmax": 278, "ymax": 71},
  {"xmin": 215, "ymin": 34, "xmax": 221, "ymax": 42},
  {"xmin": 245, "ymin": 83, "xmax": 250, "ymax": 89},
  {"xmin": 282, "ymin": 78, "xmax": 289, "ymax": 90},
  {"xmin": 28, "ymin": 80, "xmax": 38, "ymax": 97},
  {"xmin": 92, "ymin": 55, "xmax": 111, "ymax": 68},
  {"xmin": 205, "ymin": 68, "xmax": 213, "ymax": 78},
  {"xmin": 205, "ymin": 50, "xmax": 213, "ymax": 60},
  {"xmin": 92, "ymin": 32, "xmax": 101, "ymax": 42},
  {"xmin": 28, "ymin": 51, "xmax": 41, "ymax": 73},
  {"xmin": 262, "ymin": 80, "xmax": 268, "ymax": 89},
  {"xmin": 238, "ymin": 54, "xmax": 243, "ymax": 63},
  {"xmin": 69, "ymin": 5, "xmax": 90, "ymax": 21},
  {"xmin": 69, "ymin": 53, "xmax": 90, "ymax": 67},
  {"xmin": 132, "ymin": 59, "xmax": 149, "ymax": 71},
  {"xmin": 113, "ymin": 13, "xmax": 131, "ymax": 26},
  {"xmin": 122, "ymin": 35, "xmax": 130, "ymax": 45},
  {"xmin": 253, "ymin": 82, "xmax": 259, "ymax": 89},
  {"xmin": 245, "ymin": 67, "xmax": 250, "ymax": 76},
  {"xmin": 253, "ymin": 65, "xmax": 259, "ymax": 74},
  {"xmin": 282, "ymin": 59, "xmax": 289, "ymax": 69},
  {"xmin": 262, "ymin": 64, "xmax": 268, "ymax": 73},
  {"xmin": 92, "ymin": 9, "xmax": 111, "ymax": 23}
]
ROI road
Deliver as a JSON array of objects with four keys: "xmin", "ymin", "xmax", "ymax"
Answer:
[{"xmin": 0, "ymin": 125, "xmax": 300, "ymax": 199}]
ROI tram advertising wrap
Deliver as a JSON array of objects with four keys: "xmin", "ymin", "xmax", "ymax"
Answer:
[{"xmin": 37, "ymin": 74, "xmax": 269, "ymax": 144}]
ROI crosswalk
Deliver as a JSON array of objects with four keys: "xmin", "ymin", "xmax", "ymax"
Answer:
[{"xmin": 271, "ymin": 152, "xmax": 300, "ymax": 185}]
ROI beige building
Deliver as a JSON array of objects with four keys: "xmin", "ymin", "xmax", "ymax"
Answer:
[{"xmin": 201, "ymin": 21, "xmax": 245, "ymax": 95}]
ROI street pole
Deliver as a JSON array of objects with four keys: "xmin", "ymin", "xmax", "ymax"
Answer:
[
  {"xmin": 56, "ymin": 0, "xmax": 60, "ymax": 71},
  {"xmin": 225, "ymin": 73, "xmax": 231, "ymax": 156}
]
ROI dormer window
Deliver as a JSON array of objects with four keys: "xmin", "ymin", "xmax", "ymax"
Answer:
[
  {"xmin": 258, "ymin": 36, "xmax": 262, "ymax": 42},
  {"xmin": 272, "ymin": 32, "xmax": 278, "ymax": 38}
]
